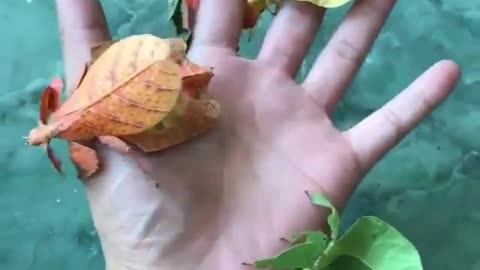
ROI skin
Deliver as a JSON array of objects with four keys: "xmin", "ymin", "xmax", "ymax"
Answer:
[{"xmin": 55, "ymin": 0, "xmax": 461, "ymax": 269}]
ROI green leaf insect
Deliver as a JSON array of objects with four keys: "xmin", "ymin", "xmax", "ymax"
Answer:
[
  {"xmin": 308, "ymin": 191, "xmax": 340, "ymax": 241},
  {"xmin": 254, "ymin": 242, "xmax": 319, "ymax": 270},
  {"xmin": 253, "ymin": 231, "xmax": 328, "ymax": 269},
  {"xmin": 285, "ymin": 230, "xmax": 329, "ymax": 260},
  {"xmin": 251, "ymin": 192, "xmax": 335, "ymax": 270},
  {"xmin": 317, "ymin": 216, "xmax": 423, "ymax": 270},
  {"xmin": 252, "ymin": 191, "xmax": 423, "ymax": 270}
]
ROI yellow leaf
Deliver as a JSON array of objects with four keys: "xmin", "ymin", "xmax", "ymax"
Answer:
[{"xmin": 296, "ymin": 0, "xmax": 353, "ymax": 8}]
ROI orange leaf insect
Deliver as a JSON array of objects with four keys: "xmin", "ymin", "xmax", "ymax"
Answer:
[
  {"xmin": 32, "ymin": 77, "xmax": 64, "ymax": 174},
  {"xmin": 25, "ymin": 34, "xmax": 220, "ymax": 179}
]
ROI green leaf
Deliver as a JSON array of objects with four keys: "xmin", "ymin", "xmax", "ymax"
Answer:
[
  {"xmin": 322, "ymin": 255, "xmax": 372, "ymax": 270},
  {"xmin": 254, "ymin": 242, "xmax": 318, "ymax": 269},
  {"xmin": 178, "ymin": 28, "xmax": 192, "ymax": 42},
  {"xmin": 167, "ymin": 0, "xmax": 184, "ymax": 35},
  {"xmin": 166, "ymin": 0, "xmax": 192, "ymax": 49},
  {"xmin": 320, "ymin": 256, "xmax": 372, "ymax": 270},
  {"xmin": 296, "ymin": 0, "xmax": 354, "ymax": 8},
  {"xmin": 316, "ymin": 216, "xmax": 423, "ymax": 270},
  {"xmin": 167, "ymin": 0, "xmax": 181, "ymax": 21},
  {"xmin": 309, "ymin": 192, "xmax": 340, "ymax": 240}
]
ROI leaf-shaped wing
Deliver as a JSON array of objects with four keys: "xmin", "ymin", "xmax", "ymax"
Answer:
[{"xmin": 39, "ymin": 77, "xmax": 63, "ymax": 124}]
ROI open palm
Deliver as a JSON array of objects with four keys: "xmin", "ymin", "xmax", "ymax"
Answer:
[{"xmin": 56, "ymin": 0, "xmax": 460, "ymax": 269}]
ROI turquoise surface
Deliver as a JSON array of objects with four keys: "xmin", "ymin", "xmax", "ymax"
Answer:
[{"xmin": 1, "ymin": 0, "xmax": 479, "ymax": 269}]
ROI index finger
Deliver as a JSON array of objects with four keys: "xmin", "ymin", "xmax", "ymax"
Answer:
[
  {"xmin": 190, "ymin": 0, "xmax": 245, "ymax": 53},
  {"xmin": 55, "ymin": 0, "xmax": 110, "ymax": 93}
]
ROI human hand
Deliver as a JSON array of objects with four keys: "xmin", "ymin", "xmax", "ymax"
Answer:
[{"xmin": 55, "ymin": 0, "xmax": 460, "ymax": 269}]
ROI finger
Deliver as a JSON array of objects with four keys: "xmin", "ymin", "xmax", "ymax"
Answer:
[
  {"xmin": 55, "ymin": 0, "xmax": 110, "ymax": 92},
  {"xmin": 257, "ymin": 1, "xmax": 325, "ymax": 76},
  {"xmin": 344, "ymin": 60, "xmax": 461, "ymax": 172},
  {"xmin": 302, "ymin": 0, "xmax": 396, "ymax": 113},
  {"xmin": 191, "ymin": 0, "xmax": 245, "ymax": 52}
]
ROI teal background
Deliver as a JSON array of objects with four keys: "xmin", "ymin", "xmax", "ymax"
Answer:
[{"xmin": 1, "ymin": 0, "xmax": 479, "ymax": 269}]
